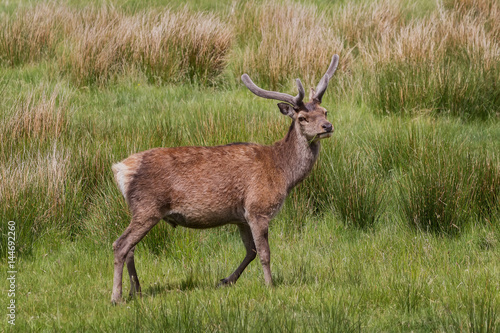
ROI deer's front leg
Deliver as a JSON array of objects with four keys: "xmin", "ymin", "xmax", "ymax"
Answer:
[{"xmin": 248, "ymin": 216, "xmax": 273, "ymax": 286}]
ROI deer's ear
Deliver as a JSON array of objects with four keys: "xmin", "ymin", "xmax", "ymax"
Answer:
[{"xmin": 277, "ymin": 103, "xmax": 296, "ymax": 119}]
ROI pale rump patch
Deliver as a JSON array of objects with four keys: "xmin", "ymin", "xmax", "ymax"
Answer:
[{"xmin": 112, "ymin": 154, "xmax": 142, "ymax": 200}]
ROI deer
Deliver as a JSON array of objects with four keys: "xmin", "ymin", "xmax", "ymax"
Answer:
[{"xmin": 110, "ymin": 54, "xmax": 339, "ymax": 304}]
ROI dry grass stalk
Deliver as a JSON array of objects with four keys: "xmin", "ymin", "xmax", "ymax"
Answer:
[
  {"xmin": 0, "ymin": 145, "xmax": 69, "ymax": 212},
  {"xmin": 61, "ymin": 8, "xmax": 135, "ymax": 85},
  {"xmin": 134, "ymin": 9, "xmax": 233, "ymax": 84},
  {"xmin": 450, "ymin": 0, "xmax": 500, "ymax": 39},
  {"xmin": 3, "ymin": 87, "xmax": 68, "ymax": 141},
  {"xmin": 333, "ymin": 1, "xmax": 404, "ymax": 47},
  {"xmin": 438, "ymin": 8, "xmax": 500, "ymax": 67}
]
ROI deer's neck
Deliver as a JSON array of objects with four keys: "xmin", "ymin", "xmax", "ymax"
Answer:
[{"xmin": 273, "ymin": 122, "xmax": 320, "ymax": 192}]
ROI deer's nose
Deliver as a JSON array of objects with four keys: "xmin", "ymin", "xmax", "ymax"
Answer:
[{"xmin": 322, "ymin": 122, "xmax": 333, "ymax": 132}]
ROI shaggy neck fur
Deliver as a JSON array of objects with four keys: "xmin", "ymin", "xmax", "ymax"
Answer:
[{"xmin": 273, "ymin": 121, "xmax": 320, "ymax": 193}]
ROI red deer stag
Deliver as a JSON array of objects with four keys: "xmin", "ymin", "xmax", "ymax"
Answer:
[{"xmin": 111, "ymin": 54, "xmax": 339, "ymax": 304}]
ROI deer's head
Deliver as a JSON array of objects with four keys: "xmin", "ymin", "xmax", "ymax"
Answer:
[{"xmin": 242, "ymin": 54, "xmax": 339, "ymax": 142}]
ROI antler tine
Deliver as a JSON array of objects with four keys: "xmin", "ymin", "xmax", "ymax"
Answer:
[
  {"xmin": 295, "ymin": 78, "xmax": 305, "ymax": 105},
  {"xmin": 325, "ymin": 54, "xmax": 339, "ymax": 78},
  {"xmin": 313, "ymin": 54, "xmax": 339, "ymax": 103},
  {"xmin": 241, "ymin": 74, "xmax": 305, "ymax": 108}
]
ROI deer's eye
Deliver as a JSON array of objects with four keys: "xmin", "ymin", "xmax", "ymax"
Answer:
[
  {"xmin": 325, "ymin": 111, "xmax": 328, "ymax": 117},
  {"xmin": 298, "ymin": 116, "xmax": 307, "ymax": 122}
]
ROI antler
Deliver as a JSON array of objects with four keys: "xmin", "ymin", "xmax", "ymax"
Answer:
[
  {"xmin": 312, "ymin": 54, "xmax": 339, "ymax": 103},
  {"xmin": 241, "ymin": 74, "xmax": 305, "ymax": 108}
]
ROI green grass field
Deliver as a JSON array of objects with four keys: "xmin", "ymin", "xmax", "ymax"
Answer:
[{"xmin": 1, "ymin": 0, "xmax": 499, "ymax": 331}]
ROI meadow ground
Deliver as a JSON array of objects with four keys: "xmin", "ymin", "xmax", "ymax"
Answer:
[{"xmin": 0, "ymin": 0, "xmax": 499, "ymax": 331}]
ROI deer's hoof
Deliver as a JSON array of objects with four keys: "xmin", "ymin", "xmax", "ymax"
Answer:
[
  {"xmin": 217, "ymin": 278, "xmax": 234, "ymax": 288},
  {"xmin": 111, "ymin": 295, "xmax": 124, "ymax": 305}
]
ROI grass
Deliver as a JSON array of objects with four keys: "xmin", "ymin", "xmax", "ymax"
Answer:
[
  {"xmin": 3, "ymin": 217, "xmax": 499, "ymax": 331},
  {"xmin": 0, "ymin": 0, "xmax": 499, "ymax": 331},
  {"xmin": 0, "ymin": 4, "xmax": 233, "ymax": 86},
  {"xmin": 369, "ymin": 56, "xmax": 500, "ymax": 119}
]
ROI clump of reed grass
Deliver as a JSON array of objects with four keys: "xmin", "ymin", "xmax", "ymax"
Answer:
[
  {"xmin": 367, "ymin": 120, "xmax": 500, "ymax": 235},
  {"xmin": 332, "ymin": 1, "xmax": 404, "ymax": 49},
  {"xmin": 371, "ymin": 58, "xmax": 500, "ymax": 118},
  {"xmin": 445, "ymin": 0, "xmax": 500, "ymax": 39},
  {"xmin": 398, "ymin": 152, "xmax": 472, "ymax": 235},
  {"xmin": 443, "ymin": 288, "xmax": 499, "ymax": 332},
  {"xmin": 468, "ymin": 153, "xmax": 500, "ymax": 221},
  {"xmin": 369, "ymin": 118, "xmax": 424, "ymax": 174},
  {"xmin": 232, "ymin": 0, "xmax": 349, "ymax": 89},
  {"xmin": 2, "ymin": 86, "xmax": 68, "ymax": 141},
  {"xmin": 0, "ymin": 86, "xmax": 74, "ymax": 256},
  {"xmin": 133, "ymin": 9, "xmax": 233, "ymax": 85},
  {"xmin": 58, "ymin": 6, "xmax": 233, "ymax": 86},
  {"xmin": 397, "ymin": 137, "xmax": 500, "ymax": 235},
  {"xmin": 362, "ymin": 3, "xmax": 500, "ymax": 119},
  {"xmin": 319, "ymin": 140, "xmax": 384, "ymax": 229},
  {"xmin": 0, "ymin": 4, "xmax": 70, "ymax": 66},
  {"xmin": 83, "ymin": 180, "xmax": 130, "ymax": 245},
  {"xmin": 0, "ymin": 146, "xmax": 70, "ymax": 255},
  {"xmin": 59, "ymin": 7, "xmax": 134, "ymax": 86},
  {"xmin": 0, "ymin": 146, "xmax": 69, "ymax": 211},
  {"xmin": 0, "ymin": 4, "xmax": 233, "ymax": 86}
]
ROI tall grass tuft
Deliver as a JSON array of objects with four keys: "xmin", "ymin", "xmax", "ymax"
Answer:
[
  {"xmin": 371, "ymin": 58, "xmax": 500, "ymax": 118},
  {"xmin": 363, "ymin": 4, "xmax": 500, "ymax": 119},
  {"xmin": 133, "ymin": 9, "xmax": 233, "ymax": 85},
  {"xmin": 60, "ymin": 6, "xmax": 232, "ymax": 86},
  {"xmin": 398, "ymin": 152, "xmax": 473, "ymax": 234},
  {"xmin": 397, "ymin": 132, "xmax": 500, "ymax": 235},
  {"xmin": 232, "ymin": 0, "xmax": 348, "ymax": 89},
  {"xmin": 0, "ymin": 86, "xmax": 74, "ymax": 256},
  {"xmin": 0, "ymin": 4, "xmax": 233, "ymax": 86},
  {"xmin": 1, "ymin": 86, "xmax": 68, "ymax": 141},
  {"xmin": 59, "ymin": 7, "xmax": 233, "ymax": 86},
  {"xmin": 443, "ymin": 289, "xmax": 499, "ymax": 332},
  {"xmin": 0, "ymin": 146, "xmax": 70, "ymax": 255},
  {"xmin": 472, "ymin": 155, "xmax": 500, "ymax": 220},
  {"xmin": 445, "ymin": 0, "xmax": 500, "ymax": 40},
  {"xmin": 0, "ymin": 4, "xmax": 69, "ymax": 66},
  {"xmin": 319, "ymin": 141, "xmax": 384, "ymax": 229},
  {"xmin": 83, "ymin": 180, "xmax": 130, "ymax": 245},
  {"xmin": 59, "ymin": 7, "xmax": 132, "ymax": 86},
  {"xmin": 333, "ymin": 1, "xmax": 404, "ymax": 49}
]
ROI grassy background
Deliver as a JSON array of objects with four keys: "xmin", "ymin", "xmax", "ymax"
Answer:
[{"xmin": 1, "ymin": 0, "xmax": 499, "ymax": 331}]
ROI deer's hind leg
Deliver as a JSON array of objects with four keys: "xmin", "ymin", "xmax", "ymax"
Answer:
[
  {"xmin": 125, "ymin": 246, "xmax": 141, "ymax": 297},
  {"xmin": 111, "ymin": 212, "xmax": 160, "ymax": 304}
]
